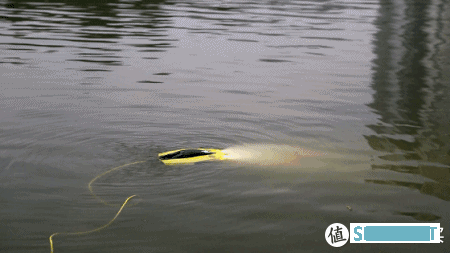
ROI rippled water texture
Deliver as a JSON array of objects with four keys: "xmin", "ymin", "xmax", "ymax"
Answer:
[{"xmin": 1, "ymin": 0, "xmax": 449, "ymax": 252}]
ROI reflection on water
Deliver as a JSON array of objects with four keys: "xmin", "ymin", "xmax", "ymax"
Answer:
[{"xmin": 365, "ymin": 0, "xmax": 450, "ymax": 220}]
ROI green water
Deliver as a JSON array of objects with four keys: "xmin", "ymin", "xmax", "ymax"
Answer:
[{"xmin": 1, "ymin": 0, "xmax": 449, "ymax": 252}]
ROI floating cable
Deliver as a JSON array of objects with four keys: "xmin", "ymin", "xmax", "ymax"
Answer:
[
  {"xmin": 49, "ymin": 160, "xmax": 147, "ymax": 252},
  {"xmin": 88, "ymin": 160, "xmax": 147, "ymax": 207},
  {"xmin": 49, "ymin": 195, "xmax": 136, "ymax": 253}
]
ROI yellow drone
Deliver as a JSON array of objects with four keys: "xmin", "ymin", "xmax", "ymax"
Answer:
[{"xmin": 158, "ymin": 148, "xmax": 228, "ymax": 165}]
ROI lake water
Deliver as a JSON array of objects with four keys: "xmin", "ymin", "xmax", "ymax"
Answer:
[{"xmin": 1, "ymin": 0, "xmax": 449, "ymax": 252}]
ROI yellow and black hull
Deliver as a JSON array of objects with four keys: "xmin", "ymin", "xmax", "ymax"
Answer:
[{"xmin": 158, "ymin": 148, "xmax": 227, "ymax": 165}]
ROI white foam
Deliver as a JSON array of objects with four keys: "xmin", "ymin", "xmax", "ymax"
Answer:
[{"xmin": 222, "ymin": 143, "xmax": 325, "ymax": 166}]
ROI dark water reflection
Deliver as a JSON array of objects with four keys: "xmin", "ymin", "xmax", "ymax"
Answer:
[
  {"xmin": 365, "ymin": 0, "xmax": 450, "ymax": 221},
  {"xmin": 1, "ymin": 0, "xmax": 449, "ymax": 252}
]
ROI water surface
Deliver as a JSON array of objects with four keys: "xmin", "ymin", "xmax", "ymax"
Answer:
[{"xmin": 1, "ymin": 0, "xmax": 449, "ymax": 252}]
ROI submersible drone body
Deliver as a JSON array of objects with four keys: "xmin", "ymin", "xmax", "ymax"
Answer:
[{"xmin": 158, "ymin": 148, "xmax": 227, "ymax": 165}]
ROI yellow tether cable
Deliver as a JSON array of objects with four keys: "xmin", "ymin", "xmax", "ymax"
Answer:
[
  {"xmin": 49, "ymin": 160, "xmax": 147, "ymax": 252},
  {"xmin": 88, "ymin": 160, "xmax": 147, "ymax": 207}
]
